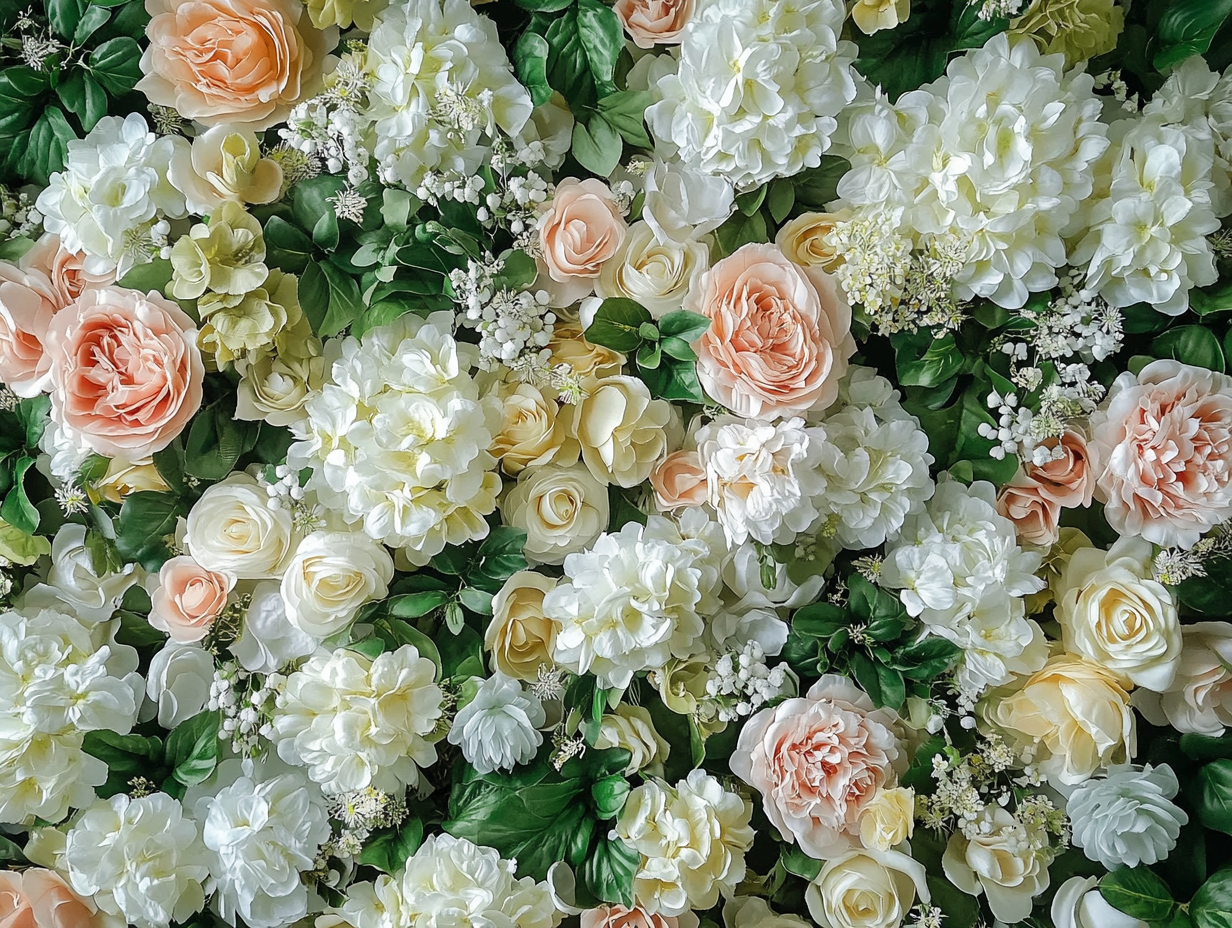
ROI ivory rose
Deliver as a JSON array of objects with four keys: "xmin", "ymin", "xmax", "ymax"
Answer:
[
  {"xmin": 775, "ymin": 211, "xmax": 849, "ymax": 273},
  {"xmin": 650, "ymin": 450, "xmax": 708, "ymax": 511},
  {"xmin": 688, "ymin": 243, "xmax": 854, "ymax": 420},
  {"xmin": 138, "ymin": 0, "xmax": 335, "ymax": 131},
  {"xmin": 942, "ymin": 808, "xmax": 1049, "ymax": 923},
  {"xmin": 183, "ymin": 473, "xmax": 297, "ymax": 579},
  {"xmin": 596, "ymin": 221, "xmax": 708, "ymax": 318},
  {"xmin": 730, "ymin": 674, "xmax": 905, "ymax": 859},
  {"xmin": 548, "ymin": 320, "xmax": 624, "ymax": 383},
  {"xmin": 487, "ymin": 571, "xmax": 559, "ymax": 681},
  {"xmin": 858, "ymin": 787, "xmax": 915, "ymax": 852},
  {"xmin": 500, "ymin": 463, "xmax": 610, "ymax": 565},
  {"xmin": 595, "ymin": 705, "xmax": 671, "ymax": 776},
  {"xmin": 613, "ymin": 0, "xmax": 693, "ymax": 48},
  {"xmin": 0, "ymin": 260, "xmax": 59, "ymax": 397},
  {"xmin": 573, "ymin": 376, "xmax": 673, "ymax": 487},
  {"xmin": 148, "ymin": 555, "xmax": 235, "ymax": 642},
  {"xmin": 43, "ymin": 286, "xmax": 204, "ymax": 459},
  {"xmin": 281, "ymin": 530, "xmax": 395, "ymax": 637},
  {"xmin": 850, "ymin": 0, "xmax": 910, "ymax": 35},
  {"xmin": 1089, "ymin": 359, "xmax": 1232, "ymax": 548},
  {"xmin": 168, "ymin": 124, "xmax": 284, "ymax": 215},
  {"xmin": 1137, "ymin": 622, "xmax": 1232, "ymax": 736},
  {"xmin": 806, "ymin": 848, "xmax": 928, "ymax": 928},
  {"xmin": 490, "ymin": 382, "xmax": 579, "ymax": 475},
  {"xmin": 538, "ymin": 179, "xmax": 627, "ymax": 306},
  {"xmin": 0, "ymin": 868, "xmax": 103, "ymax": 928}
]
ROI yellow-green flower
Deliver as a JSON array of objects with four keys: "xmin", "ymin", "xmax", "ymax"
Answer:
[
  {"xmin": 1011, "ymin": 0, "xmax": 1125, "ymax": 68},
  {"xmin": 199, "ymin": 269, "xmax": 300, "ymax": 365},
  {"xmin": 169, "ymin": 201, "xmax": 268, "ymax": 300}
]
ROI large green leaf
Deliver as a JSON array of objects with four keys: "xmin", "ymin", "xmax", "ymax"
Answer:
[
  {"xmin": 1193, "ymin": 867, "xmax": 1232, "ymax": 928},
  {"xmin": 1100, "ymin": 867, "xmax": 1176, "ymax": 924},
  {"xmin": 164, "ymin": 710, "xmax": 222, "ymax": 787},
  {"xmin": 1198, "ymin": 760, "xmax": 1232, "ymax": 835},
  {"xmin": 88, "ymin": 37, "xmax": 143, "ymax": 95}
]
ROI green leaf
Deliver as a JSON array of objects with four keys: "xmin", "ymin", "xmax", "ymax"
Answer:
[
  {"xmin": 1, "ymin": 456, "xmax": 39, "ymax": 536},
  {"xmin": 767, "ymin": 179, "xmax": 796, "ymax": 224},
  {"xmin": 359, "ymin": 817, "xmax": 424, "ymax": 873},
  {"xmin": 714, "ymin": 209, "xmax": 769, "ymax": 255},
  {"xmin": 638, "ymin": 358, "xmax": 705, "ymax": 403},
  {"xmin": 576, "ymin": 0, "xmax": 622, "ymax": 87},
  {"xmin": 590, "ymin": 775, "xmax": 630, "ymax": 820},
  {"xmin": 0, "ymin": 835, "xmax": 27, "ymax": 864},
  {"xmin": 1154, "ymin": 325, "xmax": 1225, "ymax": 372},
  {"xmin": 17, "ymin": 394, "xmax": 50, "ymax": 448},
  {"xmin": 74, "ymin": 3, "xmax": 113, "ymax": 42},
  {"xmin": 115, "ymin": 491, "xmax": 183, "ymax": 571},
  {"xmin": 164, "ymin": 710, "xmax": 221, "ymax": 786},
  {"xmin": 1192, "ymin": 281, "xmax": 1232, "ymax": 317},
  {"xmin": 517, "ymin": 0, "xmax": 574, "ymax": 8},
  {"xmin": 658, "ymin": 310, "xmax": 710, "ymax": 343},
  {"xmin": 48, "ymin": 0, "xmax": 85, "ymax": 39},
  {"xmin": 185, "ymin": 399, "xmax": 260, "ymax": 481},
  {"xmin": 1192, "ymin": 866, "xmax": 1232, "ymax": 928},
  {"xmin": 20, "ymin": 106, "xmax": 76, "ymax": 186},
  {"xmin": 318, "ymin": 261, "xmax": 365, "ymax": 337},
  {"xmin": 1199, "ymin": 760, "xmax": 1232, "ymax": 835},
  {"xmin": 793, "ymin": 601, "xmax": 849, "ymax": 638},
  {"xmin": 596, "ymin": 91, "xmax": 653, "ymax": 148},
  {"xmin": 893, "ymin": 330, "xmax": 967, "ymax": 388},
  {"xmin": 371, "ymin": 618, "xmax": 442, "ymax": 677},
  {"xmin": 572, "ymin": 114, "xmax": 622, "ymax": 178},
  {"xmin": 88, "ymin": 37, "xmax": 143, "ymax": 95},
  {"xmin": 1155, "ymin": 0, "xmax": 1232, "ymax": 70},
  {"xmin": 780, "ymin": 844, "xmax": 822, "ymax": 881},
  {"xmin": 514, "ymin": 31, "xmax": 554, "ymax": 108},
  {"xmin": 458, "ymin": 587, "xmax": 494, "ymax": 615},
  {"xmin": 582, "ymin": 835, "xmax": 638, "ymax": 907},
  {"xmin": 1100, "ymin": 867, "xmax": 1176, "ymax": 924},
  {"xmin": 83, "ymin": 730, "xmax": 165, "ymax": 798},
  {"xmin": 388, "ymin": 590, "xmax": 451, "ymax": 618},
  {"xmin": 892, "ymin": 636, "xmax": 961, "ymax": 681},
  {"xmin": 586, "ymin": 298, "xmax": 652, "ymax": 351},
  {"xmin": 117, "ymin": 257, "xmax": 175, "ymax": 293},
  {"xmin": 264, "ymin": 216, "xmax": 315, "ymax": 273},
  {"xmin": 57, "ymin": 70, "xmax": 108, "ymax": 133},
  {"xmin": 1184, "ymin": 733, "xmax": 1232, "ymax": 762}
]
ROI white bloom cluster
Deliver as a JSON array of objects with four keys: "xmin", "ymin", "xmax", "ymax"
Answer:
[
  {"xmin": 287, "ymin": 313, "xmax": 502, "ymax": 562},
  {"xmin": 1067, "ymin": 764, "xmax": 1188, "ymax": 870},
  {"xmin": 705, "ymin": 640, "xmax": 796, "ymax": 723},
  {"xmin": 447, "ymin": 672, "xmax": 545, "ymax": 774},
  {"xmin": 271, "ymin": 644, "xmax": 444, "ymax": 794},
  {"xmin": 882, "ymin": 479, "xmax": 1047, "ymax": 696},
  {"xmin": 0, "ymin": 184, "xmax": 40, "ymax": 241},
  {"xmin": 282, "ymin": 50, "xmax": 373, "ymax": 186},
  {"xmin": 450, "ymin": 255, "xmax": 556, "ymax": 371},
  {"xmin": 0, "ymin": 606, "xmax": 141, "ymax": 825},
  {"xmin": 645, "ymin": 0, "xmax": 858, "ymax": 191}
]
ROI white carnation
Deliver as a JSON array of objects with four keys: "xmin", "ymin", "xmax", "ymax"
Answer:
[
  {"xmin": 1068, "ymin": 764, "xmax": 1188, "ymax": 870},
  {"xmin": 448, "ymin": 673, "xmax": 545, "ymax": 774}
]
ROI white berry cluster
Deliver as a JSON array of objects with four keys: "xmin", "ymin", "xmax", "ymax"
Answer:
[
  {"xmin": 450, "ymin": 255, "xmax": 556, "ymax": 371},
  {"xmin": 704, "ymin": 641, "xmax": 796, "ymax": 723}
]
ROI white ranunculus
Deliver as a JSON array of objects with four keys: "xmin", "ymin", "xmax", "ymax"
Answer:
[
  {"xmin": 184, "ymin": 474, "xmax": 297, "ymax": 579},
  {"xmin": 500, "ymin": 463, "xmax": 610, "ymax": 566},
  {"xmin": 448, "ymin": 673, "xmax": 545, "ymax": 774},
  {"xmin": 231, "ymin": 581, "xmax": 320, "ymax": 674},
  {"xmin": 596, "ymin": 221, "xmax": 710, "ymax": 317},
  {"xmin": 146, "ymin": 641, "xmax": 215, "ymax": 729},
  {"xmin": 281, "ymin": 530, "xmax": 394, "ymax": 638},
  {"xmin": 941, "ymin": 807, "xmax": 1049, "ymax": 924},
  {"xmin": 24, "ymin": 523, "xmax": 137, "ymax": 623},
  {"xmin": 1052, "ymin": 877, "xmax": 1149, "ymax": 928},
  {"xmin": 805, "ymin": 848, "xmax": 928, "ymax": 928},
  {"xmin": 1067, "ymin": 764, "xmax": 1188, "ymax": 870},
  {"xmin": 65, "ymin": 793, "xmax": 209, "ymax": 928},
  {"xmin": 1136, "ymin": 622, "xmax": 1232, "ymax": 735},
  {"xmin": 640, "ymin": 158, "xmax": 735, "ymax": 245}
]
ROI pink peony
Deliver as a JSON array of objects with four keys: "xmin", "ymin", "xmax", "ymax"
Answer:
[
  {"xmin": 148, "ymin": 555, "xmax": 235, "ymax": 642},
  {"xmin": 687, "ymin": 243, "xmax": 854, "ymax": 421},
  {"xmin": 1089, "ymin": 359, "xmax": 1232, "ymax": 548},
  {"xmin": 613, "ymin": 0, "xmax": 694, "ymax": 48},
  {"xmin": 730, "ymin": 674, "xmax": 904, "ymax": 859},
  {"xmin": 0, "ymin": 261, "xmax": 60, "ymax": 397}
]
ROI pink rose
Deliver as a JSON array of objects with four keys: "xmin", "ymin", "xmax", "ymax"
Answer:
[
  {"xmin": 649, "ymin": 450, "xmax": 708, "ymax": 511},
  {"xmin": 0, "ymin": 870, "xmax": 99, "ymax": 928},
  {"xmin": 997, "ymin": 477, "xmax": 1061, "ymax": 547},
  {"xmin": 538, "ymin": 178, "xmax": 627, "ymax": 306},
  {"xmin": 149, "ymin": 555, "xmax": 235, "ymax": 642},
  {"xmin": 613, "ymin": 0, "xmax": 694, "ymax": 48},
  {"xmin": 138, "ymin": 0, "xmax": 334, "ymax": 130},
  {"xmin": 730, "ymin": 674, "xmax": 904, "ymax": 859},
  {"xmin": 1026, "ymin": 430, "xmax": 1094, "ymax": 509},
  {"xmin": 581, "ymin": 906, "xmax": 678, "ymax": 928},
  {"xmin": 0, "ymin": 261, "xmax": 60, "ymax": 397},
  {"xmin": 44, "ymin": 286, "xmax": 205, "ymax": 459},
  {"xmin": 688, "ymin": 243, "xmax": 854, "ymax": 420},
  {"xmin": 1089, "ymin": 359, "xmax": 1232, "ymax": 548},
  {"xmin": 20, "ymin": 233, "xmax": 114, "ymax": 310}
]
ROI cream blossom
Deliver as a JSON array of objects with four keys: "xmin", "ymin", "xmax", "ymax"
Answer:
[
  {"xmin": 805, "ymin": 848, "xmax": 928, "ymax": 928},
  {"xmin": 184, "ymin": 474, "xmax": 297, "ymax": 579},
  {"xmin": 486, "ymin": 571, "xmax": 560, "ymax": 681},
  {"xmin": 1052, "ymin": 876, "xmax": 1149, "ymax": 928},
  {"xmin": 573, "ymin": 376, "xmax": 672, "ymax": 488},
  {"xmin": 597, "ymin": 221, "xmax": 709, "ymax": 319},
  {"xmin": 280, "ymin": 531, "xmax": 395, "ymax": 638},
  {"xmin": 500, "ymin": 463, "xmax": 609, "ymax": 565},
  {"xmin": 941, "ymin": 807, "xmax": 1049, "ymax": 924},
  {"xmin": 1067, "ymin": 764, "xmax": 1187, "ymax": 871},
  {"xmin": 1136, "ymin": 622, "xmax": 1232, "ymax": 736},
  {"xmin": 490, "ymin": 382, "xmax": 579, "ymax": 476},
  {"xmin": 594, "ymin": 705, "xmax": 671, "ymax": 776},
  {"xmin": 169, "ymin": 124, "xmax": 284, "ymax": 215}
]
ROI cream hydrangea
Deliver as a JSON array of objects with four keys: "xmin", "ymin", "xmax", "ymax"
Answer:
[
  {"xmin": 616, "ymin": 770, "xmax": 754, "ymax": 916},
  {"xmin": 271, "ymin": 644, "xmax": 444, "ymax": 794},
  {"xmin": 645, "ymin": 0, "xmax": 859, "ymax": 191},
  {"xmin": 287, "ymin": 312, "xmax": 502, "ymax": 564}
]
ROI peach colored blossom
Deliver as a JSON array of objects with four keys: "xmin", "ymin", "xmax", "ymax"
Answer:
[
  {"xmin": 0, "ymin": 261, "xmax": 60, "ymax": 397},
  {"xmin": 137, "ymin": 0, "xmax": 335, "ymax": 131},
  {"xmin": 19, "ymin": 234, "xmax": 114, "ymax": 310},
  {"xmin": 997, "ymin": 477, "xmax": 1061, "ymax": 547},
  {"xmin": 538, "ymin": 178, "xmax": 627, "ymax": 306},
  {"xmin": 649, "ymin": 450, "xmax": 708, "ymax": 511},
  {"xmin": 1089, "ymin": 359, "xmax": 1232, "ymax": 548},
  {"xmin": 730, "ymin": 674, "xmax": 905, "ymax": 859},
  {"xmin": 0, "ymin": 870, "xmax": 99, "ymax": 928},
  {"xmin": 43, "ymin": 286, "xmax": 205, "ymax": 459},
  {"xmin": 613, "ymin": 0, "xmax": 693, "ymax": 48},
  {"xmin": 687, "ymin": 243, "xmax": 854, "ymax": 420},
  {"xmin": 582, "ymin": 906, "xmax": 678, "ymax": 928},
  {"xmin": 1026, "ymin": 430, "xmax": 1095, "ymax": 509},
  {"xmin": 149, "ymin": 555, "xmax": 236, "ymax": 642}
]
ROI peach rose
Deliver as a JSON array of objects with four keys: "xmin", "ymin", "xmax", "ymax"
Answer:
[
  {"xmin": 43, "ymin": 286, "xmax": 205, "ymax": 459},
  {"xmin": 613, "ymin": 0, "xmax": 693, "ymax": 48},
  {"xmin": 538, "ymin": 179, "xmax": 627, "ymax": 306},
  {"xmin": 0, "ymin": 869, "xmax": 99, "ymax": 928},
  {"xmin": 1026, "ymin": 430, "xmax": 1094, "ymax": 509},
  {"xmin": 1089, "ymin": 360, "xmax": 1232, "ymax": 548},
  {"xmin": 730, "ymin": 674, "xmax": 905, "ymax": 859},
  {"xmin": 149, "ymin": 554, "xmax": 236, "ymax": 642},
  {"xmin": 997, "ymin": 477, "xmax": 1061, "ymax": 547},
  {"xmin": 138, "ymin": 0, "xmax": 335, "ymax": 131},
  {"xmin": 0, "ymin": 260, "xmax": 59, "ymax": 397},
  {"xmin": 688, "ymin": 243, "xmax": 854, "ymax": 420},
  {"xmin": 582, "ymin": 906, "xmax": 678, "ymax": 928},
  {"xmin": 20, "ymin": 234, "xmax": 115, "ymax": 310},
  {"xmin": 649, "ymin": 450, "xmax": 708, "ymax": 511}
]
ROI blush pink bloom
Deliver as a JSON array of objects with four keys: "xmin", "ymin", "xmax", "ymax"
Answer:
[
  {"xmin": 997, "ymin": 477, "xmax": 1061, "ymax": 547},
  {"xmin": 649, "ymin": 450, "xmax": 708, "ymax": 512},
  {"xmin": 43, "ymin": 286, "xmax": 205, "ymax": 459},
  {"xmin": 20, "ymin": 233, "xmax": 115, "ymax": 310},
  {"xmin": 613, "ymin": 0, "xmax": 694, "ymax": 48},
  {"xmin": 0, "ymin": 869, "xmax": 100, "ymax": 928},
  {"xmin": 1026, "ymin": 430, "xmax": 1095, "ymax": 509},
  {"xmin": 1089, "ymin": 359, "xmax": 1232, "ymax": 548},
  {"xmin": 149, "ymin": 555, "xmax": 236, "ymax": 642},
  {"xmin": 730, "ymin": 674, "xmax": 904, "ymax": 859},
  {"xmin": 538, "ymin": 178, "xmax": 627, "ymax": 306},
  {"xmin": 581, "ymin": 906, "xmax": 679, "ymax": 928},
  {"xmin": 137, "ymin": 0, "xmax": 334, "ymax": 131},
  {"xmin": 687, "ymin": 243, "xmax": 854, "ymax": 420},
  {"xmin": 0, "ymin": 260, "xmax": 60, "ymax": 397}
]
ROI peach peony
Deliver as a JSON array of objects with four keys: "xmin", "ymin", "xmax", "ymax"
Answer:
[
  {"xmin": 0, "ymin": 869, "xmax": 100, "ymax": 928},
  {"xmin": 688, "ymin": 243, "xmax": 854, "ymax": 420},
  {"xmin": 138, "ymin": 0, "xmax": 335, "ymax": 131},
  {"xmin": 997, "ymin": 477, "xmax": 1061, "ymax": 547},
  {"xmin": 43, "ymin": 286, "xmax": 205, "ymax": 459},
  {"xmin": 730, "ymin": 674, "xmax": 905, "ymax": 859},
  {"xmin": 538, "ymin": 178, "xmax": 627, "ymax": 306},
  {"xmin": 1089, "ymin": 360, "xmax": 1232, "ymax": 548},
  {"xmin": 20, "ymin": 234, "xmax": 115, "ymax": 310},
  {"xmin": 613, "ymin": 0, "xmax": 694, "ymax": 48},
  {"xmin": 148, "ymin": 555, "xmax": 236, "ymax": 642},
  {"xmin": 0, "ymin": 261, "xmax": 60, "ymax": 397},
  {"xmin": 1027, "ymin": 430, "xmax": 1095, "ymax": 509},
  {"xmin": 582, "ymin": 906, "xmax": 679, "ymax": 928},
  {"xmin": 649, "ymin": 450, "xmax": 708, "ymax": 511}
]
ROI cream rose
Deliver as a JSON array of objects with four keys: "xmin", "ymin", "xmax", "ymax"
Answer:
[
  {"xmin": 596, "ymin": 221, "xmax": 708, "ymax": 318},
  {"xmin": 281, "ymin": 530, "xmax": 394, "ymax": 638},
  {"xmin": 1137, "ymin": 622, "xmax": 1232, "ymax": 736},
  {"xmin": 613, "ymin": 0, "xmax": 693, "ymax": 47},
  {"xmin": 500, "ymin": 463, "xmax": 610, "ymax": 565},
  {"xmin": 148, "ymin": 555, "xmax": 235, "ymax": 642},
  {"xmin": 858, "ymin": 787, "xmax": 915, "ymax": 852},
  {"xmin": 0, "ymin": 260, "xmax": 61, "ymax": 397},
  {"xmin": 1052, "ymin": 876, "xmax": 1149, "ymax": 928},
  {"xmin": 774, "ymin": 211, "xmax": 849, "ymax": 274},
  {"xmin": 595, "ymin": 705, "xmax": 671, "ymax": 776},
  {"xmin": 95, "ymin": 458, "xmax": 171, "ymax": 503},
  {"xmin": 538, "ymin": 179, "xmax": 627, "ymax": 306},
  {"xmin": 805, "ymin": 848, "xmax": 928, "ymax": 928},
  {"xmin": 168, "ymin": 124, "xmax": 284, "ymax": 215},
  {"xmin": 548, "ymin": 320, "xmax": 625, "ymax": 384},
  {"xmin": 850, "ymin": 0, "xmax": 910, "ymax": 35},
  {"xmin": 486, "ymin": 571, "xmax": 559, "ymax": 681},
  {"xmin": 1056, "ymin": 537, "xmax": 1181, "ymax": 691},
  {"xmin": 688, "ymin": 243, "xmax": 854, "ymax": 420},
  {"xmin": 649, "ymin": 450, "xmax": 708, "ymax": 512},
  {"xmin": 235, "ymin": 342, "xmax": 325, "ymax": 428},
  {"xmin": 574, "ymin": 376, "xmax": 672, "ymax": 487},
  {"xmin": 723, "ymin": 898, "xmax": 807, "ymax": 928},
  {"xmin": 183, "ymin": 473, "xmax": 297, "ymax": 579},
  {"xmin": 942, "ymin": 808, "xmax": 1049, "ymax": 924},
  {"xmin": 490, "ymin": 382, "xmax": 579, "ymax": 475},
  {"xmin": 145, "ymin": 640, "xmax": 214, "ymax": 728}
]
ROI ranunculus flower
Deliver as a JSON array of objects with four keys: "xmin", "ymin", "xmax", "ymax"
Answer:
[
  {"xmin": 730, "ymin": 674, "xmax": 905, "ymax": 859},
  {"xmin": 138, "ymin": 0, "xmax": 335, "ymax": 131},
  {"xmin": 1027, "ymin": 430, "xmax": 1095, "ymax": 508},
  {"xmin": 1067, "ymin": 764, "xmax": 1187, "ymax": 871},
  {"xmin": 500, "ymin": 463, "xmax": 610, "ymax": 565},
  {"xmin": 997, "ymin": 475, "xmax": 1062, "ymax": 547},
  {"xmin": 806, "ymin": 848, "xmax": 928, "ymax": 928},
  {"xmin": 774, "ymin": 211, "xmax": 849, "ymax": 274},
  {"xmin": 1089, "ymin": 359, "xmax": 1232, "ymax": 548},
  {"xmin": 168, "ymin": 124, "xmax": 284, "ymax": 215},
  {"xmin": 43, "ymin": 286, "xmax": 204, "ymax": 459},
  {"xmin": 148, "ymin": 555, "xmax": 235, "ymax": 642},
  {"xmin": 0, "ymin": 868, "xmax": 102, "ymax": 928},
  {"xmin": 688, "ymin": 243, "xmax": 854, "ymax": 420},
  {"xmin": 649, "ymin": 450, "xmax": 708, "ymax": 512},
  {"xmin": 486, "ymin": 570, "xmax": 559, "ymax": 681},
  {"xmin": 538, "ymin": 178, "xmax": 627, "ymax": 306},
  {"xmin": 0, "ymin": 260, "xmax": 60, "ymax": 397},
  {"xmin": 613, "ymin": 0, "xmax": 693, "ymax": 48},
  {"xmin": 942, "ymin": 807, "xmax": 1049, "ymax": 924}
]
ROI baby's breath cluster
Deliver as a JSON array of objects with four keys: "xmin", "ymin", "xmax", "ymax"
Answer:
[
  {"xmin": 450, "ymin": 254, "xmax": 556, "ymax": 371},
  {"xmin": 704, "ymin": 641, "xmax": 796, "ymax": 723}
]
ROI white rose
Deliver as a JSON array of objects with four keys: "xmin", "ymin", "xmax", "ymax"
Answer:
[
  {"xmin": 1052, "ymin": 877, "xmax": 1149, "ymax": 928},
  {"xmin": 281, "ymin": 531, "xmax": 394, "ymax": 638},
  {"xmin": 594, "ymin": 705, "xmax": 671, "ymax": 776},
  {"xmin": 942, "ymin": 808, "xmax": 1049, "ymax": 924},
  {"xmin": 184, "ymin": 474, "xmax": 296, "ymax": 579},
  {"xmin": 1057, "ymin": 537, "xmax": 1182, "ymax": 691},
  {"xmin": 24, "ymin": 523, "xmax": 137, "ymax": 622},
  {"xmin": 574, "ymin": 376, "xmax": 673, "ymax": 488},
  {"xmin": 805, "ymin": 848, "xmax": 928, "ymax": 928},
  {"xmin": 641, "ymin": 158, "xmax": 735, "ymax": 245},
  {"xmin": 596, "ymin": 221, "xmax": 710, "ymax": 318},
  {"xmin": 858, "ymin": 787, "xmax": 915, "ymax": 852},
  {"xmin": 145, "ymin": 641, "xmax": 215, "ymax": 729},
  {"xmin": 231, "ymin": 580, "xmax": 319, "ymax": 674},
  {"xmin": 490, "ymin": 382, "xmax": 579, "ymax": 476},
  {"xmin": 1067, "ymin": 765, "xmax": 1188, "ymax": 870},
  {"xmin": 500, "ymin": 463, "xmax": 610, "ymax": 565}
]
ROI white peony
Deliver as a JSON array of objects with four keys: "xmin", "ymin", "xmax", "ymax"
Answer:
[
  {"xmin": 184, "ymin": 473, "xmax": 298, "ymax": 580},
  {"xmin": 543, "ymin": 516, "xmax": 719, "ymax": 689},
  {"xmin": 941, "ymin": 807, "xmax": 1049, "ymax": 924},
  {"xmin": 231, "ymin": 580, "xmax": 320, "ymax": 675},
  {"xmin": 1052, "ymin": 876, "xmax": 1149, "ymax": 928},
  {"xmin": 281, "ymin": 530, "xmax": 395, "ymax": 638},
  {"xmin": 1067, "ymin": 764, "xmax": 1188, "ymax": 871},
  {"xmin": 35, "ymin": 114, "xmax": 189, "ymax": 277},
  {"xmin": 64, "ymin": 792, "xmax": 209, "ymax": 928},
  {"xmin": 645, "ymin": 0, "xmax": 858, "ymax": 191},
  {"xmin": 145, "ymin": 641, "xmax": 215, "ymax": 729},
  {"xmin": 272, "ymin": 644, "xmax": 444, "ymax": 794},
  {"xmin": 448, "ymin": 673, "xmax": 545, "ymax": 774},
  {"xmin": 22, "ymin": 523, "xmax": 137, "ymax": 623}
]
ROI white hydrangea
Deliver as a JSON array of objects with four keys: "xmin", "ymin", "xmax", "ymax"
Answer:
[
  {"xmin": 271, "ymin": 644, "xmax": 444, "ymax": 794},
  {"xmin": 835, "ymin": 34, "xmax": 1108, "ymax": 308},
  {"xmin": 35, "ymin": 114, "xmax": 188, "ymax": 276},
  {"xmin": 1068, "ymin": 765, "xmax": 1188, "ymax": 870},
  {"xmin": 615, "ymin": 769, "xmax": 755, "ymax": 916},
  {"xmin": 64, "ymin": 792, "xmax": 210, "ymax": 928},
  {"xmin": 447, "ymin": 673, "xmax": 545, "ymax": 774},
  {"xmin": 287, "ymin": 312, "xmax": 502, "ymax": 564},
  {"xmin": 195, "ymin": 770, "xmax": 332, "ymax": 928},
  {"xmin": 645, "ymin": 0, "xmax": 858, "ymax": 191},
  {"xmin": 882, "ymin": 479, "xmax": 1047, "ymax": 695},
  {"xmin": 0, "ymin": 607, "xmax": 142, "ymax": 825},
  {"xmin": 363, "ymin": 0, "xmax": 534, "ymax": 190},
  {"xmin": 322, "ymin": 834, "xmax": 561, "ymax": 928},
  {"xmin": 1072, "ymin": 116, "xmax": 1220, "ymax": 315},
  {"xmin": 695, "ymin": 416, "xmax": 828, "ymax": 547},
  {"xmin": 543, "ymin": 515, "xmax": 720, "ymax": 690}
]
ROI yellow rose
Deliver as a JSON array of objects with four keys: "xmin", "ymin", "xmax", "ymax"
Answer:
[
  {"xmin": 490, "ymin": 382, "xmax": 579, "ymax": 475},
  {"xmin": 594, "ymin": 705, "xmax": 671, "ymax": 776},
  {"xmin": 94, "ymin": 458, "xmax": 171, "ymax": 503},
  {"xmin": 573, "ymin": 375, "xmax": 672, "ymax": 487},
  {"xmin": 486, "ymin": 570, "xmax": 559, "ymax": 681},
  {"xmin": 169, "ymin": 201, "xmax": 268, "ymax": 300},
  {"xmin": 168, "ymin": 124, "xmax": 283, "ymax": 215},
  {"xmin": 806, "ymin": 848, "xmax": 928, "ymax": 928},
  {"xmin": 775, "ymin": 210, "xmax": 851, "ymax": 273},
  {"xmin": 499, "ymin": 463, "xmax": 609, "ymax": 566},
  {"xmin": 858, "ymin": 787, "xmax": 915, "ymax": 851},
  {"xmin": 849, "ymin": 0, "xmax": 910, "ymax": 36}
]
